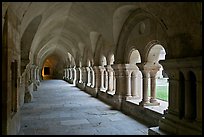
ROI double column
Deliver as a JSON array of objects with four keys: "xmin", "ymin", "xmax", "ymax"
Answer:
[
  {"xmin": 31, "ymin": 65, "xmax": 40, "ymax": 91},
  {"xmin": 24, "ymin": 66, "xmax": 33, "ymax": 103},
  {"xmin": 75, "ymin": 67, "xmax": 83, "ymax": 84},
  {"xmin": 93, "ymin": 66, "xmax": 102, "ymax": 93},
  {"xmin": 99, "ymin": 66, "xmax": 107, "ymax": 92},
  {"xmin": 138, "ymin": 63, "xmax": 160, "ymax": 106},
  {"xmin": 112, "ymin": 64, "xmax": 138, "ymax": 100},
  {"xmin": 106, "ymin": 65, "xmax": 115, "ymax": 93},
  {"xmin": 86, "ymin": 67, "xmax": 91, "ymax": 86}
]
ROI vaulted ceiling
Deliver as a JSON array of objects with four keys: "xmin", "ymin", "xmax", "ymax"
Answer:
[{"xmin": 2, "ymin": 2, "xmax": 202, "ymax": 69}]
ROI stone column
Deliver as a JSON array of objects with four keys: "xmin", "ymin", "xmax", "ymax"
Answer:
[
  {"xmin": 131, "ymin": 69, "xmax": 140, "ymax": 98},
  {"xmin": 39, "ymin": 68, "xmax": 43, "ymax": 81},
  {"xmin": 99, "ymin": 66, "xmax": 106, "ymax": 91},
  {"xmin": 111, "ymin": 64, "xmax": 125, "ymax": 110},
  {"xmin": 90, "ymin": 67, "xmax": 95, "ymax": 88},
  {"xmin": 36, "ymin": 67, "xmax": 40, "ymax": 85},
  {"xmin": 65, "ymin": 69, "xmax": 67, "ymax": 78},
  {"xmin": 106, "ymin": 65, "xmax": 114, "ymax": 92},
  {"xmin": 86, "ymin": 67, "xmax": 91, "ymax": 86},
  {"xmin": 72, "ymin": 67, "xmax": 76, "ymax": 85},
  {"xmin": 93, "ymin": 66, "xmax": 101, "ymax": 93},
  {"xmin": 131, "ymin": 73, "xmax": 137, "ymax": 97},
  {"xmin": 78, "ymin": 67, "xmax": 83, "ymax": 83},
  {"xmin": 139, "ymin": 69, "xmax": 150, "ymax": 106},
  {"xmin": 104, "ymin": 69, "xmax": 108, "ymax": 91},
  {"xmin": 32, "ymin": 65, "xmax": 38, "ymax": 91},
  {"xmin": 112, "ymin": 64, "xmax": 137, "ymax": 99},
  {"xmin": 149, "ymin": 68, "xmax": 160, "ymax": 105},
  {"xmin": 63, "ymin": 69, "xmax": 66, "ymax": 79},
  {"xmin": 69, "ymin": 68, "xmax": 72, "ymax": 80},
  {"xmin": 89, "ymin": 67, "xmax": 92, "ymax": 86},
  {"xmin": 66, "ymin": 69, "xmax": 69, "ymax": 80},
  {"xmin": 82, "ymin": 67, "xmax": 87, "ymax": 86},
  {"xmin": 24, "ymin": 70, "xmax": 33, "ymax": 103},
  {"xmin": 75, "ymin": 67, "xmax": 79, "ymax": 84},
  {"xmin": 126, "ymin": 73, "xmax": 131, "ymax": 99}
]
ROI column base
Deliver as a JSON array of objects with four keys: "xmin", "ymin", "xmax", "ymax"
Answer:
[
  {"xmin": 100, "ymin": 88, "xmax": 107, "ymax": 92},
  {"xmin": 33, "ymin": 83, "xmax": 38, "ymax": 91},
  {"xmin": 36, "ymin": 80, "xmax": 40, "ymax": 86},
  {"xmin": 139, "ymin": 100, "xmax": 149, "ymax": 106},
  {"xmin": 112, "ymin": 95, "xmax": 123, "ymax": 110},
  {"xmin": 126, "ymin": 95, "xmax": 140, "ymax": 100},
  {"xmin": 125, "ymin": 95, "xmax": 133, "ymax": 100},
  {"xmin": 106, "ymin": 90, "xmax": 115, "ymax": 95},
  {"xmin": 86, "ymin": 83, "xmax": 91, "ymax": 86},
  {"xmin": 139, "ymin": 99, "xmax": 160, "ymax": 106},
  {"xmin": 150, "ymin": 98, "xmax": 160, "ymax": 106},
  {"xmin": 24, "ymin": 92, "xmax": 33, "ymax": 103}
]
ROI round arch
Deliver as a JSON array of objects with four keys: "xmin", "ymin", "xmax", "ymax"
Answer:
[
  {"xmin": 128, "ymin": 49, "xmax": 141, "ymax": 64},
  {"xmin": 145, "ymin": 41, "xmax": 167, "ymax": 63},
  {"xmin": 100, "ymin": 55, "xmax": 107, "ymax": 67},
  {"xmin": 107, "ymin": 52, "xmax": 115, "ymax": 65},
  {"xmin": 115, "ymin": 8, "xmax": 167, "ymax": 64}
]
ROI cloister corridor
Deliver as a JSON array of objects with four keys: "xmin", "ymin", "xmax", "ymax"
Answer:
[
  {"xmin": 18, "ymin": 80, "xmax": 149, "ymax": 135},
  {"xmin": 3, "ymin": 2, "xmax": 201, "ymax": 135}
]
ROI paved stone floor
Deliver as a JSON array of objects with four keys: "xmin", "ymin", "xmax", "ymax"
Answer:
[{"xmin": 19, "ymin": 80, "xmax": 149, "ymax": 135}]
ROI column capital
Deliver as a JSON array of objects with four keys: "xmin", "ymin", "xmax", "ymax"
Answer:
[
  {"xmin": 98, "ymin": 66, "xmax": 106, "ymax": 72},
  {"xmin": 106, "ymin": 65, "xmax": 113, "ymax": 72},
  {"xmin": 112, "ymin": 64, "xmax": 138, "ymax": 76},
  {"xmin": 149, "ymin": 67, "xmax": 160, "ymax": 78},
  {"xmin": 85, "ymin": 66, "xmax": 90, "ymax": 71}
]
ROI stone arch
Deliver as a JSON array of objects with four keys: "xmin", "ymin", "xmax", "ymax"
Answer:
[
  {"xmin": 115, "ymin": 8, "xmax": 167, "ymax": 64},
  {"xmin": 146, "ymin": 43, "xmax": 167, "ymax": 79},
  {"xmin": 100, "ymin": 55, "xmax": 107, "ymax": 67},
  {"xmin": 20, "ymin": 15, "xmax": 42, "ymax": 75},
  {"xmin": 145, "ymin": 41, "xmax": 166, "ymax": 63},
  {"xmin": 125, "ymin": 48, "xmax": 143, "ymax": 99},
  {"xmin": 128, "ymin": 48, "xmax": 141, "ymax": 64},
  {"xmin": 67, "ymin": 52, "xmax": 75, "ymax": 67},
  {"xmin": 87, "ymin": 59, "xmax": 91, "ymax": 67},
  {"xmin": 107, "ymin": 52, "xmax": 115, "ymax": 65},
  {"xmin": 86, "ymin": 59, "xmax": 92, "ymax": 86},
  {"xmin": 142, "ymin": 43, "xmax": 169, "ymax": 105}
]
